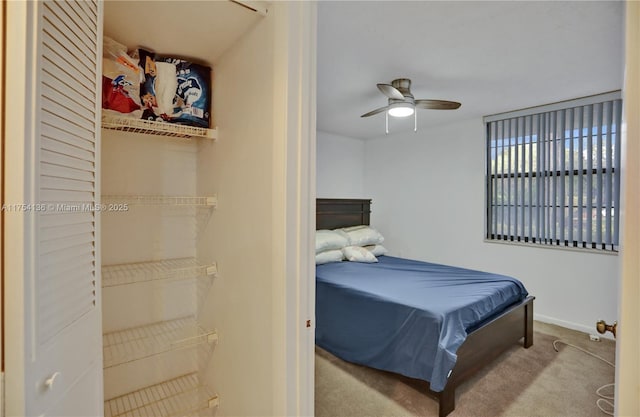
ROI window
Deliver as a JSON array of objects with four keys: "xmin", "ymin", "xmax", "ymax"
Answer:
[{"xmin": 485, "ymin": 92, "xmax": 622, "ymax": 252}]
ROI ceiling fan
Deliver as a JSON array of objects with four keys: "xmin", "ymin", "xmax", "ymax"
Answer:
[{"xmin": 361, "ymin": 78, "xmax": 461, "ymax": 133}]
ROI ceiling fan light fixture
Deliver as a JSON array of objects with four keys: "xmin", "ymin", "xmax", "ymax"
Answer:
[
  {"xmin": 360, "ymin": 79, "xmax": 460, "ymax": 134},
  {"xmin": 388, "ymin": 103, "xmax": 415, "ymax": 117}
]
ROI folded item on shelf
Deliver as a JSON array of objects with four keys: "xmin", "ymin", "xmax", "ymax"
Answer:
[{"xmin": 102, "ymin": 37, "xmax": 142, "ymax": 115}]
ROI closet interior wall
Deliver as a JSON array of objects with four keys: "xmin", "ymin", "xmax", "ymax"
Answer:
[{"xmin": 101, "ymin": 131, "xmax": 204, "ymax": 400}]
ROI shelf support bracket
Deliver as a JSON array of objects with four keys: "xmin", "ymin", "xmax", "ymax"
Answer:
[{"xmin": 208, "ymin": 395, "xmax": 220, "ymax": 408}]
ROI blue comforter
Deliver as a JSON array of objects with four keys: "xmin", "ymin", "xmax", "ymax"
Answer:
[{"xmin": 315, "ymin": 255, "xmax": 528, "ymax": 392}]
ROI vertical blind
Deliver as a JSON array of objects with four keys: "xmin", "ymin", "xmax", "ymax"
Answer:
[{"xmin": 485, "ymin": 92, "xmax": 622, "ymax": 251}]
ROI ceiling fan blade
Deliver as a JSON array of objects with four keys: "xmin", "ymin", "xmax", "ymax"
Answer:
[
  {"xmin": 415, "ymin": 99, "xmax": 461, "ymax": 110},
  {"xmin": 377, "ymin": 84, "xmax": 404, "ymax": 100},
  {"xmin": 361, "ymin": 106, "xmax": 390, "ymax": 117}
]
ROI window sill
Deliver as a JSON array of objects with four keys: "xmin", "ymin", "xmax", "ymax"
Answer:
[{"xmin": 483, "ymin": 238, "xmax": 619, "ymax": 256}]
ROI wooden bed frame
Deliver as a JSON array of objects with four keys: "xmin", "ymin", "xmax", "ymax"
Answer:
[{"xmin": 316, "ymin": 198, "xmax": 535, "ymax": 417}]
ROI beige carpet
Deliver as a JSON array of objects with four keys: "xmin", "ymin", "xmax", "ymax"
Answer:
[{"xmin": 315, "ymin": 321, "xmax": 615, "ymax": 417}]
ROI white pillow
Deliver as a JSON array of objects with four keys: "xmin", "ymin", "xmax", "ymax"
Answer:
[
  {"xmin": 315, "ymin": 249, "xmax": 344, "ymax": 265},
  {"xmin": 364, "ymin": 244, "xmax": 388, "ymax": 257},
  {"xmin": 340, "ymin": 226, "xmax": 385, "ymax": 247},
  {"xmin": 315, "ymin": 230, "xmax": 349, "ymax": 253},
  {"xmin": 342, "ymin": 246, "xmax": 378, "ymax": 263}
]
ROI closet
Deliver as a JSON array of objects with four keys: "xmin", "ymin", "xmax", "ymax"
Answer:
[
  {"xmin": 99, "ymin": 2, "xmax": 250, "ymax": 413},
  {"xmin": 3, "ymin": 1, "xmax": 316, "ymax": 416}
]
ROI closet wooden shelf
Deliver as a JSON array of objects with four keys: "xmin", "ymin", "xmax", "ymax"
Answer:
[
  {"xmin": 104, "ymin": 372, "xmax": 218, "ymax": 417},
  {"xmin": 103, "ymin": 317, "xmax": 218, "ymax": 369},
  {"xmin": 101, "ymin": 194, "xmax": 217, "ymax": 207},
  {"xmin": 102, "ymin": 258, "xmax": 217, "ymax": 287},
  {"xmin": 102, "ymin": 113, "xmax": 217, "ymax": 140}
]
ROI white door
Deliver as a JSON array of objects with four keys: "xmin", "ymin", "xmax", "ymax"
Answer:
[{"xmin": 4, "ymin": 1, "xmax": 103, "ymax": 416}]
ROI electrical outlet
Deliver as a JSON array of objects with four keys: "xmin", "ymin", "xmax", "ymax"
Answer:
[{"xmin": 589, "ymin": 334, "xmax": 601, "ymax": 342}]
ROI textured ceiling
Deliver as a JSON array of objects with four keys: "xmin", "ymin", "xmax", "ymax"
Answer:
[{"xmin": 317, "ymin": 1, "xmax": 624, "ymax": 139}]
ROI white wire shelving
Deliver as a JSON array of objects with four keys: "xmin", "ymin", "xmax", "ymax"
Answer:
[
  {"xmin": 102, "ymin": 258, "xmax": 217, "ymax": 288},
  {"xmin": 101, "ymin": 194, "xmax": 217, "ymax": 207},
  {"xmin": 104, "ymin": 372, "xmax": 219, "ymax": 417},
  {"xmin": 102, "ymin": 113, "xmax": 217, "ymax": 140},
  {"xmin": 103, "ymin": 317, "xmax": 218, "ymax": 369}
]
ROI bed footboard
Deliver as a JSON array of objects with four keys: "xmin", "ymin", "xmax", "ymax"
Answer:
[{"xmin": 433, "ymin": 296, "xmax": 535, "ymax": 417}]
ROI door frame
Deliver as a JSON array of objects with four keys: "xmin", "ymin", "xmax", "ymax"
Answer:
[
  {"xmin": 615, "ymin": 2, "xmax": 640, "ymax": 416},
  {"xmin": 0, "ymin": 0, "xmax": 5, "ymax": 413},
  {"xmin": 272, "ymin": 2, "xmax": 317, "ymax": 416},
  {"xmin": 4, "ymin": 1, "xmax": 34, "ymax": 414}
]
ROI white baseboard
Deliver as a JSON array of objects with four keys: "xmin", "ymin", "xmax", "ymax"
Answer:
[{"xmin": 534, "ymin": 313, "xmax": 615, "ymax": 341}]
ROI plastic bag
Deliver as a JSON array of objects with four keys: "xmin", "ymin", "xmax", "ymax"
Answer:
[
  {"xmin": 102, "ymin": 37, "xmax": 141, "ymax": 115},
  {"xmin": 159, "ymin": 57, "xmax": 211, "ymax": 128}
]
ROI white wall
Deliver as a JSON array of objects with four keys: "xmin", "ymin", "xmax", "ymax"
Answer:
[
  {"xmin": 363, "ymin": 118, "xmax": 619, "ymax": 335},
  {"xmin": 317, "ymin": 130, "xmax": 365, "ymax": 198},
  {"xmin": 197, "ymin": 3, "xmax": 316, "ymax": 415},
  {"xmin": 196, "ymin": 11, "xmax": 277, "ymax": 415},
  {"xmin": 100, "ymin": 131, "xmax": 201, "ymax": 399}
]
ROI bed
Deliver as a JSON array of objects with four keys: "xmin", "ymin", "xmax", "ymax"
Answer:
[{"xmin": 315, "ymin": 198, "xmax": 534, "ymax": 417}]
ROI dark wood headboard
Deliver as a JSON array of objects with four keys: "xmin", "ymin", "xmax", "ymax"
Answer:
[{"xmin": 316, "ymin": 198, "xmax": 371, "ymax": 230}]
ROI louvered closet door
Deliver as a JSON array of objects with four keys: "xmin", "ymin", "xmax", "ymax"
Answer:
[{"xmin": 27, "ymin": 1, "xmax": 103, "ymax": 416}]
